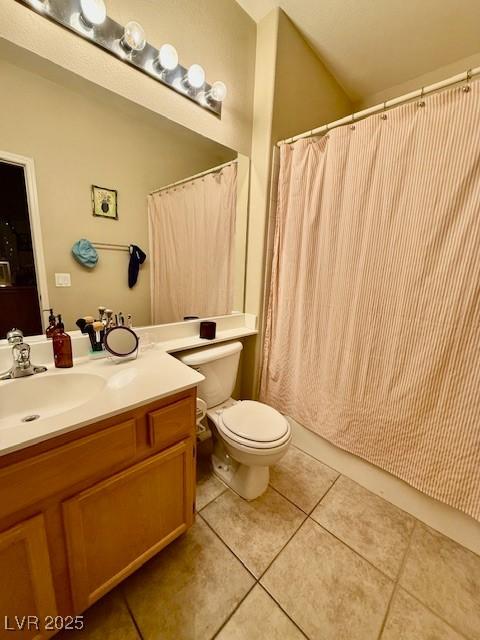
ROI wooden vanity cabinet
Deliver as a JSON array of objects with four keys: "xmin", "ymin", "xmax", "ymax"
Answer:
[
  {"xmin": 0, "ymin": 515, "xmax": 57, "ymax": 640},
  {"xmin": 63, "ymin": 439, "xmax": 195, "ymax": 611},
  {"xmin": 0, "ymin": 388, "xmax": 197, "ymax": 634}
]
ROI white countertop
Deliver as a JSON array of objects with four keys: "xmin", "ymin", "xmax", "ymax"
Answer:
[
  {"xmin": 0, "ymin": 347, "xmax": 204, "ymax": 457},
  {"xmin": 0, "ymin": 313, "xmax": 258, "ymax": 457},
  {"xmin": 160, "ymin": 326, "xmax": 257, "ymax": 354}
]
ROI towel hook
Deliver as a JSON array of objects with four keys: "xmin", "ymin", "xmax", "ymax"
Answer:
[{"xmin": 462, "ymin": 69, "xmax": 472, "ymax": 93}]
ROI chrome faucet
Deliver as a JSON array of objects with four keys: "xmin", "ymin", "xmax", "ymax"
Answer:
[{"xmin": 0, "ymin": 329, "xmax": 47, "ymax": 380}]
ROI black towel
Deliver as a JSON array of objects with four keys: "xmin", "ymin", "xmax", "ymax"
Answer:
[{"xmin": 128, "ymin": 244, "xmax": 146, "ymax": 288}]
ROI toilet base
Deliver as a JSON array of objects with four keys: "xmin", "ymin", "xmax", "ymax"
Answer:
[{"xmin": 212, "ymin": 447, "xmax": 269, "ymax": 501}]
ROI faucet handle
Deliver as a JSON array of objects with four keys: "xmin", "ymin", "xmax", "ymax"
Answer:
[
  {"xmin": 13, "ymin": 342, "xmax": 31, "ymax": 367},
  {"xmin": 6, "ymin": 328, "xmax": 24, "ymax": 344}
]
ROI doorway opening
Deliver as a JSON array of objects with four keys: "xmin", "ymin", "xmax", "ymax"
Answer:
[{"xmin": 0, "ymin": 161, "xmax": 43, "ymax": 337}]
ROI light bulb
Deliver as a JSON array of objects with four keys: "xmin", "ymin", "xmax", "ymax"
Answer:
[
  {"xmin": 80, "ymin": 0, "xmax": 106, "ymax": 27},
  {"xmin": 157, "ymin": 44, "xmax": 178, "ymax": 71},
  {"xmin": 210, "ymin": 81, "xmax": 227, "ymax": 102},
  {"xmin": 121, "ymin": 21, "xmax": 146, "ymax": 52},
  {"xmin": 186, "ymin": 64, "xmax": 205, "ymax": 89},
  {"xmin": 27, "ymin": 0, "xmax": 48, "ymax": 10}
]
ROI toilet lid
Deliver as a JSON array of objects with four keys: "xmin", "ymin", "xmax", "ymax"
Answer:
[{"xmin": 221, "ymin": 401, "xmax": 288, "ymax": 443}]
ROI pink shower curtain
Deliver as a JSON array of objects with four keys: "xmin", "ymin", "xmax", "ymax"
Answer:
[
  {"xmin": 148, "ymin": 164, "xmax": 237, "ymax": 324},
  {"xmin": 260, "ymin": 83, "xmax": 480, "ymax": 520}
]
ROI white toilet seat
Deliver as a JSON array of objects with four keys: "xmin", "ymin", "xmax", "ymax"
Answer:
[{"xmin": 216, "ymin": 400, "xmax": 290, "ymax": 450}]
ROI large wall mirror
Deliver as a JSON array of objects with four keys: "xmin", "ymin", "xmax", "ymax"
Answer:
[{"xmin": 0, "ymin": 41, "xmax": 249, "ymax": 337}]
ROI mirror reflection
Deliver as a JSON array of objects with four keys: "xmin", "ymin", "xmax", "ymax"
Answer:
[
  {"xmin": 0, "ymin": 162, "xmax": 42, "ymax": 336},
  {"xmin": 0, "ymin": 41, "xmax": 248, "ymax": 337}
]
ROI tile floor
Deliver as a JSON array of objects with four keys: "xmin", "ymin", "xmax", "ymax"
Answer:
[{"xmin": 60, "ymin": 445, "xmax": 480, "ymax": 640}]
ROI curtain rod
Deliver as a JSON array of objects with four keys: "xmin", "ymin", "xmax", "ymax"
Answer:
[
  {"xmin": 149, "ymin": 159, "xmax": 238, "ymax": 196},
  {"xmin": 277, "ymin": 66, "xmax": 480, "ymax": 146}
]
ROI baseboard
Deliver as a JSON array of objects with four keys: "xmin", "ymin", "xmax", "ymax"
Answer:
[{"xmin": 289, "ymin": 417, "xmax": 480, "ymax": 556}]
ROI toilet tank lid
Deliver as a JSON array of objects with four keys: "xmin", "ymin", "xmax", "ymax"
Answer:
[{"xmin": 177, "ymin": 341, "xmax": 243, "ymax": 366}]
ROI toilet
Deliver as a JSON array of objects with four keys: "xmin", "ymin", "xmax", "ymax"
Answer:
[{"xmin": 178, "ymin": 341, "xmax": 291, "ymax": 500}]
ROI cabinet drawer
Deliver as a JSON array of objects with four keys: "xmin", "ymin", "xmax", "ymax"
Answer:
[
  {"xmin": 0, "ymin": 420, "xmax": 137, "ymax": 517},
  {"xmin": 148, "ymin": 397, "xmax": 194, "ymax": 450}
]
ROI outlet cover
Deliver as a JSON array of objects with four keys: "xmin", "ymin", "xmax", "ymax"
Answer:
[{"xmin": 55, "ymin": 273, "xmax": 71, "ymax": 287}]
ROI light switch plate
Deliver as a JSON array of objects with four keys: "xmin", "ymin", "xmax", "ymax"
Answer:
[{"xmin": 55, "ymin": 273, "xmax": 71, "ymax": 287}]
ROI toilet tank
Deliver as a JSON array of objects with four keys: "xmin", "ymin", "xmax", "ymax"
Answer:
[{"xmin": 177, "ymin": 341, "xmax": 243, "ymax": 408}]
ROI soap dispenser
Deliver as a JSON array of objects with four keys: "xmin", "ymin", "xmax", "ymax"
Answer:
[
  {"xmin": 45, "ymin": 308, "xmax": 57, "ymax": 339},
  {"xmin": 52, "ymin": 314, "xmax": 73, "ymax": 368}
]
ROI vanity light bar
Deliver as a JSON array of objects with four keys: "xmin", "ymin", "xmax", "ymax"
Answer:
[{"xmin": 17, "ymin": 0, "xmax": 225, "ymax": 117}]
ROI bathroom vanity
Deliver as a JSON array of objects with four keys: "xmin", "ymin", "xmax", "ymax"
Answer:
[
  {"xmin": 0, "ymin": 388, "xmax": 196, "ymax": 634},
  {"xmin": 0, "ymin": 345, "xmax": 204, "ymax": 638},
  {"xmin": 0, "ymin": 315, "xmax": 257, "ymax": 637}
]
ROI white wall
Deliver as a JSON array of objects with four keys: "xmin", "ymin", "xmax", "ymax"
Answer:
[
  {"xmin": 0, "ymin": 0, "xmax": 256, "ymax": 155},
  {"xmin": 355, "ymin": 51, "xmax": 480, "ymax": 109}
]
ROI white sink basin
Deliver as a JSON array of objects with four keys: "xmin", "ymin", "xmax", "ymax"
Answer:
[{"xmin": 0, "ymin": 372, "xmax": 106, "ymax": 429}]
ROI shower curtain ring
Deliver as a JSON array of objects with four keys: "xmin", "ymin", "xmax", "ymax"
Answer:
[
  {"xmin": 417, "ymin": 87, "xmax": 425, "ymax": 107},
  {"xmin": 350, "ymin": 114, "xmax": 356, "ymax": 130},
  {"xmin": 381, "ymin": 101, "xmax": 388, "ymax": 120},
  {"xmin": 462, "ymin": 69, "xmax": 472, "ymax": 93}
]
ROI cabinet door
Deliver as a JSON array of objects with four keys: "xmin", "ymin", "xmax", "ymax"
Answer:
[
  {"xmin": 63, "ymin": 439, "xmax": 195, "ymax": 612},
  {"xmin": 0, "ymin": 515, "xmax": 57, "ymax": 640}
]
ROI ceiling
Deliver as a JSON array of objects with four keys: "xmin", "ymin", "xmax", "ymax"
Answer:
[{"xmin": 236, "ymin": 0, "xmax": 480, "ymax": 101}]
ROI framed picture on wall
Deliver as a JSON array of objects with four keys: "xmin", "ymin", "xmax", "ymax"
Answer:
[{"xmin": 91, "ymin": 185, "xmax": 118, "ymax": 220}]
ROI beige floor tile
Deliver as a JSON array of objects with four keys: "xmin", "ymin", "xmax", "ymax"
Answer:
[
  {"xmin": 400, "ymin": 523, "xmax": 480, "ymax": 640},
  {"xmin": 269, "ymin": 446, "xmax": 339, "ymax": 513},
  {"xmin": 216, "ymin": 585, "xmax": 305, "ymax": 640},
  {"xmin": 201, "ymin": 487, "xmax": 305, "ymax": 577},
  {"xmin": 196, "ymin": 461, "xmax": 227, "ymax": 511},
  {"xmin": 123, "ymin": 518, "xmax": 254, "ymax": 640},
  {"xmin": 56, "ymin": 591, "xmax": 139, "ymax": 640},
  {"xmin": 261, "ymin": 518, "xmax": 394, "ymax": 640},
  {"xmin": 311, "ymin": 475, "xmax": 415, "ymax": 578},
  {"xmin": 381, "ymin": 588, "xmax": 464, "ymax": 640}
]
